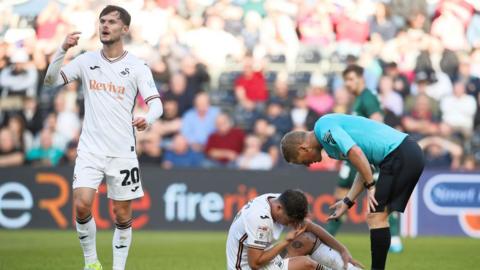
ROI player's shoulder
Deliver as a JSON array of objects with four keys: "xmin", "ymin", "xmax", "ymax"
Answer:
[
  {"xmin": 361, "ymin": 89, "xmax": 380, "ymax": 101},
  {"xmin": 124, "ymin": 52, "xmax": 149, "ymax": 68},
  {"xmin": 69, "ymin": 50, "xmax": 96, "ymax": 63},
  {"xmin": 244, "ymin": 194, "xmax": 276, "ymax": 223},
  {"xmin": 80, "ymin": 50, "xmax": 101, "ymax": 60}
]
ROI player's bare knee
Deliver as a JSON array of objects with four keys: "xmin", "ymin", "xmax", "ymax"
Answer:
[
  {"xmin": 73, "ymin": 188, "xmax": 95, "ymax": 217},
  {"xmin": 113, "ymin": 205, "xmax": 131, "ymax": 222},
  {"xmin": 286, "ymin": 232, "xmax": 317, "ymax": 257},
  {"xmin": 74, "ymin": 198, "xmax": 92, "ymax": 218},
  {"xmin": 366, "ymin": 212, "xmax": 389, "ymax": 229}
]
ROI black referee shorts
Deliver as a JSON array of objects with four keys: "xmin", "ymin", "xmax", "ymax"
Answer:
[{"xmin": 373, "ymin": 136, "xmax": 425, "ymax": 213}]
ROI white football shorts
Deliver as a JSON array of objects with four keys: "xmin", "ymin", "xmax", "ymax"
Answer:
[{"xmin": 73, "ymin": 150, "xmax": 144, "ymax": 201}]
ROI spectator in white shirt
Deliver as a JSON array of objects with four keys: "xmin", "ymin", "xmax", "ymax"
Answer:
[
  {"xmin": 54, "ymin": 90, "xmax": 81, "ymax": 143},
  {"xmin": 440, "ymin": 81, "xmax": 477, "ymax": 138},
  {"xmin": 378, "ymin": 75, "xmax": 403, "ymax": 116},
  {"xmin": 0, "ymin": 49, "xmax": 38, "ymax": 97},
  {"xmin": 237, "ymin": 135, "xmax": 273, "ymax": 170}
]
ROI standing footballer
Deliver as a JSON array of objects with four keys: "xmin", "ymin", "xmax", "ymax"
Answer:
[
  {"xmin": 44, "ymin": 5, "xmax": 163, "ymax": 270},
  {"xmin": 280, "ymin": 114, "xmax": 425, "ymax": 270}
]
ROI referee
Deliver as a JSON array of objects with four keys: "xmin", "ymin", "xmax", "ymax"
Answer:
[{"xmin": 280, "ymin": 113, "xmax": 425, "ymax": 270}]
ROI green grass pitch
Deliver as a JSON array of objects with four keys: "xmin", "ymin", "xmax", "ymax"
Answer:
[{"xmin": 0, "ymin": 230, "xmax": 478, "ymax": 269}]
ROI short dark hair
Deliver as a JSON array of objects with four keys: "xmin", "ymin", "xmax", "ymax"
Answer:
[
  {"xmin": 99, "ymin": 5, "xmax": 131, "ymax": 26},
  {"xmin": 280, "ymin": 131, "xmax": 306, "ymax": 163},
  {"xmin": 342, "ymin": 64, "xmax": 364, "ymax": 78},
  {"xmin": 278, "ymin": 189, "xmax": 308, "ymax": 223}
]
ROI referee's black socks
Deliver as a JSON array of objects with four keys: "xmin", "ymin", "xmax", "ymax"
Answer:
[{"xmin": 370, "ymin": 227, "xmax": 391, "ymax": 270}]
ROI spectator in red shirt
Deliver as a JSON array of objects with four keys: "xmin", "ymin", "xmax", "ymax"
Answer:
[
  {"xmin": 233, "ymin": 55, "xmax": 269, "ymax": 129},
  {"xmin": 204, "ymin": 112, "xmax": 245, "ymax": 167},
  {"xmin": 234, "ymin": 55, "xmax": 269, "ymax": 109}
]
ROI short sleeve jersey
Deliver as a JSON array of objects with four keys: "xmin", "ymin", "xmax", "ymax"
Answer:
[
  {"xmin": 226, "ymin": 194, "xmax": 284, "ymax": 270},
  {"xmin": 352, "ymin": 88, "xmax": 383, "ymax": 118},
  {"xmin": 314, "ymin": 114, "xmax": 407, "ymax": 165},
  {"xmin": 60, "ymin": 50, "xmax": 160, "ymax": 158}
]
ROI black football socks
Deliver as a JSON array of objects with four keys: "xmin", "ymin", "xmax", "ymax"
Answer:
[{"xmin": 370, "ymin": 227, "xmax": 391, "ymax": 270}]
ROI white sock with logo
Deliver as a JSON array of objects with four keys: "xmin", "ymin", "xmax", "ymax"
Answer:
[
  {"xmin": 112, "ymin": 219, "xmax": 132, "ymax": 270},
  {"xmin": 76, "ymin": 214, "xmax": 98, "ymax": 265}
]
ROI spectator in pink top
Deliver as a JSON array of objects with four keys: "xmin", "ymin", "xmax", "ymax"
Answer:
[
  {"xmin": 296, "ymin": 3, "xmax": 334, "ymax": 46},
  {"xmin": 35, "ymin": 2, "xmax": 65, "ymax": 40},
  {"xmin": 306, "ymin": 72, "xmax": 334, "ymax": 116},
  {"xmin": 333, "ymin": 5, "xmax": 369, "ymax": 44}
]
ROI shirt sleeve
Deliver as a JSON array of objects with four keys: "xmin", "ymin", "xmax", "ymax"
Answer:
[
  {"xmin": 244, "ymin": 214, "xmax": 272, "ymax": 250},
  {"xmin": 363, "ymin": 94, "xmax": 383, "ymax": 117},
  {"xmin": 180, "ymin": 112, "xmax": 194, "ymax": 142},
  {"xmin": 136, "ymin": 63, "xmax": 160, "ymax": 103},
  {"xmin": 144, "ymin": 98, "xmax": 163, "ymax": 125},
  {"xmin": 329, "ymin": 126, "xmax": 356, "ymax": 156},
  {"xmin": 234, "ymin": 76, "xmax": 245, "ymax": 89},
  {"xmin": 60, "ymin": 55, "xmax": 82, "ymax": 84},
  {"xmin": 44, "ymin": 48, "xmax": 81, "ymax": 87}
]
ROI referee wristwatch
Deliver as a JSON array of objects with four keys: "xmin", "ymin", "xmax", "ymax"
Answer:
[
  {"xmin": 364, "ymin": 180, "xmax": 376, "ymax": 190},
  {"xmin": 342, "ymin": 197, "xmax": 355, "ymax": 209}
]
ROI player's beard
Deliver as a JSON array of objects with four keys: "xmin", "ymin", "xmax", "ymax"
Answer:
[{"xmin": 100, "ymin": 35, "xmax": 120, "ymax": 45}]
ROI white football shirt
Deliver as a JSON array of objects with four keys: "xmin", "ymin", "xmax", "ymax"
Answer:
[
  {"xmin": 60, "ymin": 50, "xmax": 160, "ymax": 158},
  {"xmin": 226, "ymin": 193, "xmax": 284, "ymax": 270}
]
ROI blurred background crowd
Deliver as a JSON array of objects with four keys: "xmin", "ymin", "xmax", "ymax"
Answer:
[{"xmin": 1, "ymin": 0, "xmax": 480, "ymax": 171}]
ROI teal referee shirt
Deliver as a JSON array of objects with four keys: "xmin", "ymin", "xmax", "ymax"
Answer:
[{"xmin": 313, "ymin": 114, "xmax": 408, "ymax": 165}]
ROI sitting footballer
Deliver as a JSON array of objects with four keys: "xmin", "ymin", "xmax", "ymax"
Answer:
[{"xmin": 226, "ymin": 189, "xmax": 364, "ymax": 270}]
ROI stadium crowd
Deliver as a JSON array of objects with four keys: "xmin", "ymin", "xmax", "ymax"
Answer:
[{"xmin": 1, "ymin": 0, "xmax": 480, "ymax": 171}]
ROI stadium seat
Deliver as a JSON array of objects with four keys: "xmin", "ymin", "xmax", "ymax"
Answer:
[
  {"xmin": 218, "ymin": 71, "xmax": 242, "ymax": 88},
  {"xmin": 298, "ymin": 49, "xmax": 321, "ymax": 64},
  {"xmin": 292, "ymin": 71, "xmax": 312, "ymax": 84},
  {"xmin": 265, "ymin": 71, "xmax": 278, "ymax": 84},
  {"xmin": 210, "ymin": 88, "xmax": 237, "ymax": 108},
  {"xmin": 268, "ymin": 54, "xmax": 286, "ymax": 64}
]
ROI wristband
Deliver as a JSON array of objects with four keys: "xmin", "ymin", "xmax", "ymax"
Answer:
[
  {"xmin": 342, "ymin": 197, "xmax": 355, "ymax": 209},
  {"xmin": 364, "ymin": 180, "xmax": 376, "ymax": 189}
]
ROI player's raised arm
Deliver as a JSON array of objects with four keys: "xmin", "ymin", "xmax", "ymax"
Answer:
[{"xmin": 43, "ymin": 31, "xmax": 81, "ymax": 87}]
